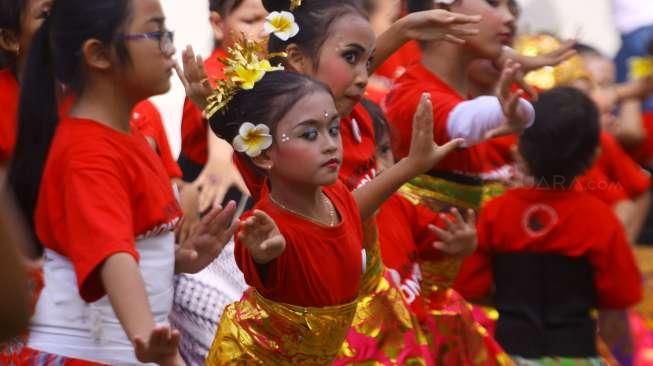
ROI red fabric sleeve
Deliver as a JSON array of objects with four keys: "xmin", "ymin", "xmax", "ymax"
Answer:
[
  {"xmin": 589, "ymin": 218, "xmax": 642, "ymax": 309},
  {"xmin": 132, "ymin": 101, "xmax": 182, "ymax": 179},
  {"xmin": 64, "ymin": 156, "xmax": 140, "ymax": 302},
  {"xmin": 598, "ymin": 133, "xmax": 651, "ymax": 199},
  {"xmin": 180, "ymin": 98, "xmax": 209, "ymax": 166}
]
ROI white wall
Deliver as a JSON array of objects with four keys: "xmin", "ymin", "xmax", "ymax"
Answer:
[
  {"xmin": 154, "ymin": 0, "xmax": 624, "ymax": 157},
  {"xmin": 516, "ymin": 0, "xmax": 620, "ymax": 56},
  {"xmin": 152, "ymin": 0, "xmax": 213, "ymax": 157}
]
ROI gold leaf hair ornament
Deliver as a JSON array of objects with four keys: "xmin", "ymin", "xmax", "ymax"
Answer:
[
  {"xmin": 290, "ymin": 0, "xmax": 302, "ymax": 10},
  {"xmin": 513, "ymin": 33, "xmax": 591, "ymax": 90},
  {"xmin": 203, "ymin": 38, "xmax": 285, "ymax": 119}
]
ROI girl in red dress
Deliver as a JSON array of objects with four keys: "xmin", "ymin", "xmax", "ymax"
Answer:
[
  {"xmin": 205, "ymin": 69, "xmax": 461, "ymax": 364},
  {"xmin": 7, "ymin": 0, "xmax": 237, "ymax": 364}
]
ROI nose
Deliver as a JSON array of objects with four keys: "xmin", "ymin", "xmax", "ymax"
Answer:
[
  {"xmin": 322, "ymin": 133, "xmax": 340, "ymax": 154},
  {"xmin": 500, "ymin": 4, "xmax": 516, "ymax": 27},
  {"xmin": 354, "ymin": 63, "xmax": 369, "ymax": 91}
]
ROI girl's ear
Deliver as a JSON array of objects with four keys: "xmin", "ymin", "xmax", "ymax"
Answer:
[
  {"xmin": 209, "ymin": 11, "xmax": 225, "ymax": 44},
  {"xmin": 251, "ymin": 149, "xmax": 274, "ymax": 171},
  {"xmin": 81, "ymin": 38, "xmax": 112, "ymax": 71},
  {"xmin": 0, "ymin": 29, "xmax": 20, "ymax": 54},
  {"xmin": 285, "ymin": 44, "xmax": 313, "ymax": 75}
]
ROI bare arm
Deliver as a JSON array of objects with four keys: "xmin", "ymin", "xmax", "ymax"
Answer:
[
  {"xmin": 0, "ymin": 192, "xmax": 31, "ymax": 343},
  {"xmin": 353, "ymin": 93, "xmax": 462, "ymax": 220},
  {"xmin": 371, "ymin": 10, "xmax": 481, "ymax": 73},
  {"xmin": 102, "ymin": 254, "xmax": 183, "ymax": 365}
]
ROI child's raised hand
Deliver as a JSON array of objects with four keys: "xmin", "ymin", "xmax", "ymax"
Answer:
[
  {"xmin": 503, "ymin": 39, "xmax": 577, "ymax": 74},
  {"xmin": 174, "ymin": 45, "xmax": 212, "ymax": 111},
  {"xmin": 429, "ymin": 208, "xmax": 477, "ymax": 257},
  {"xmin": 133, "ymin": 325, "xmax": 184, "ymax": 366},
  {"xmin": 239, "ymin": 210, "xmax": 286, "ymax": 264},
  {"xmin": 175, "ymin": 200, "xmax": 239, "ymax": 274},
  {"xmin": 485, "ymin": 59, "xmax": 533, "ymax": 139},
  {"xmin": 407, "ymin": 93, "xmax": 464, "ymax": 174},
  {"xmin": 400, "ymin": 9, "xmax": 481, "ymax": 45}
]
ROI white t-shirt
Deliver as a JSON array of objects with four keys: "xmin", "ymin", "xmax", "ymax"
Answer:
[{"xmin": 612, "ymin": 0, "xmax": 653, "ymax": 34}]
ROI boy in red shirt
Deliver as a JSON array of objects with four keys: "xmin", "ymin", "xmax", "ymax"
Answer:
[{"xmin": 455, "ymin": 87, "xmax": 642, "ymax": 364}]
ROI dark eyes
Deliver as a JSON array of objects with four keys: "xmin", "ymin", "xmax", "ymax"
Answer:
[{"xmin": 300, "ymin": 124, "xmax": 340, "ymax": 141}]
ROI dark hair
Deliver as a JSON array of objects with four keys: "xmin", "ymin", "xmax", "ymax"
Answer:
[
  {"xmin": 263, "ymin": 0, "xmax": 367, "ymax": 68},
  {"xmin": 209, "ymin": 0, "xmax": 244, "ymax": 16},
  {"xmin": 519, "ymin": 87, "xmax": 599, "ymax": 187},
  {"xmin": 8, "ymin": 0, "xmax": 132, "ymax": 254},
  {"xmin": 0, "ymin": 0, "xmax": 27, "ymax": 70},
  {"xmin": 210, "ymin": 70, "xmax": 331, "ymax": 164},
  {"xmin": 361, "ymin": 98, "xmax": 389, "ymax": 145},
  {"xmin": 574, "ymin": 43, "xmax": 603, "ymax": 58}
]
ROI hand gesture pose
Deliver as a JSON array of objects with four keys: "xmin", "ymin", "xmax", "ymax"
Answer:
[
  {"xmin": 406, "ymin": 93, "xmax": 464, "ymax": 173},
  {"xmin": 399, "ymin": 9, "xmax": 481, "ymax": 45},
  {"xmin": 175, "ymin": 200, "xmax": 239, "ymax": 274},
  {"xmin": 175, "ymin": 45, "xmax": 212, "ymax": 111},
  {"xmin": 485, "ymin": 59, "xmax": 533, "ymax": 139},
  {"xmin": 133, "ymin": 325, "xmax": 185, "ymax": 366},
  {"xmin": 429, "ymin": 208, "xmax": 477, "ymax": 257},
  {"xmin": 239, "ymin": 210, "xmax": 286, "ymax": 264}
]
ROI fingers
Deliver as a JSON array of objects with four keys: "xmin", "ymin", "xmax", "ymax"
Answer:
[
  {"xmin": 447, "ymin": 13, "xmax": 482, "ymax": 25},
  {"xmin": 505, "ymin": 88, "xmax": 523, "ymax": 118},
  {"xmin": 205, "ymin": 200, "xmax": 238, "ymax": 236},
  {"xmin": 173, "ymin": 62, "xmax": 189, "ymax": 90},
  {"xmin": 411, "ymin": 92, "xmax": 433, "ymax": 139},
  {"xmin": 436, "ymin": 137, "xmax": 464, "ymax": 157},
  {"xmin": 198, "ymin": 182, "xmax": 219, "ymax": 213},
  {"xmin": 444, "ymin": 34, "xmax": 466, "ymax": 45},
  {"xmin": 465, "ymin": 208, "xmax": 476, "ymax": 226},
  {"xmin": 428, "ymin": 224, "xmax": 453, "ymax": 243}
]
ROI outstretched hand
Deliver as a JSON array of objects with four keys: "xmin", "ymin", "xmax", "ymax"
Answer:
[
  {"xmin": 400, "ymin": 9, "xmax": 481, "ymax": 45},
  {"xmin": 174, "ymin": 45, "xmax": 213, "ymax": 111},
  {"xmin": 175, "ymin": 200, "xmax": 239, "ymax": 274},
  {"xmin": 429, "ymin": 208, "xmax": 477, "ymax": 257},
  {"xmin": 238, "ymin": 210, "xmax": 286, "ymax": 264},
  {"xmin": 406, "ymin": 93, "xmax": 464, "ymax": 173},
  {"xmin": 133, "ymin": 325, "xmax": 184, "ymax": 366},
  {"xmin": 485, "ymin": 59, "xmax": 533, "ymax": 139}
]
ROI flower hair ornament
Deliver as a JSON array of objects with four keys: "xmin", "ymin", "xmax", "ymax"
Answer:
[
  {"xmin": 264, "ymin": 11, "xmax": 300, "ymax": 41},
  {"xmin": 203, "ymin": 38, "xmax": 285, "ymax": 119},
  {"xmin": 233, "ymin": 122, "xmax": 273, "ymax": 158},
  {"xmin": 290, "ymin": 0, "xmax": 302, "ymax": 10}
]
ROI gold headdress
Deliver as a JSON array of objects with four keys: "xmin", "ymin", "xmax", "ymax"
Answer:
[
  {"xmin": 290, "ymin": 0, "xmax": 302, "ymax": 10},
  {"xmin": 514, "ymin": 33, "xmax": 591, "ymax": 90},
  {"xmin": 203, "ymin": 39, "xmax": 285, "ymax": 119}
]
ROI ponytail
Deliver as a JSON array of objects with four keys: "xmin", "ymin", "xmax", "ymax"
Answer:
[{"xmin": 7, "ymin": 17, "xmax": 57, "ymax": 255}]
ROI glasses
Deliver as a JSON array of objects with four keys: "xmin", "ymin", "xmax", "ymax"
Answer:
[{"xmin": 117, "ymin": 30, "xmax": 175, "ymax": 54}]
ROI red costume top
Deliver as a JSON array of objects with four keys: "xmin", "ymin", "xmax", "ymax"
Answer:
[
  {"xmin": 454, "ymin": 187, "xmax": 642, "ymax": 309},
  {"xmin": 35, "ymin": 117, "xmax": 181, "ymax": 302},
  {"xmin": 235, "ymin": 181, "xmax": 363, "ymax": 307}
]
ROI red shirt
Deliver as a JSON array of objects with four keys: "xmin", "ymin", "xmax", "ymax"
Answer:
[
  {"xmin": 0, "ymin": 68, "xmax": 19, "ymax": 164},
  {"xmin": 180, "ymin": 48, "xmax": 227, "ymax": 166},
  {"xmin": 375, "ymin": 41, "xmax": 421, "ymax": 82},
  {"xmin": 235, "ymin": 181, "xmax": 363, "ymax": 307},
  {"xmin": 576, "ymin": 132, "xmax": 650, "ymax": 204},
  {"xmin": 377, "ymin": 193, "xmax": 441, "ymax": 306},
  {"xmin": 35, "ymin": 117, "xmax": 181, "ymax": 302},
  {"xmin": 339, "ymin": 103, "xmax": 377, "ymax": 191},
  {"xmin": 384, "ymin": 62, "xmax": 489, "ymax": 175},
  {"xmin": 454, "ymin": 187, "xmax": 642, "ymax": 309},
  {"xmin": 131, "ymin": 100, "xmax": 182, "ymax": 179}
]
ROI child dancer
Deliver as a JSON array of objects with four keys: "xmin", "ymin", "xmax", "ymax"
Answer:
[
  {"xmin": 456, "ymin": 87, "xmax": 642, "ymax": 365},
  {"xmin": 363, "ymin": 98, "xmax": 512, "ymax": 365},
  {"xmin": 8, "ymin": 0, "xmax": 237, "ymax": 364},
  {"xmin": 204, "ymin": 64, "xmax": 461, "ymax": 364}
]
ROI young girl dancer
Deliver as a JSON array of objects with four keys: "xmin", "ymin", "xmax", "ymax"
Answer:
[
  {"xmin": 8, "ymin": 0, "xmax": 237, "ymax": 364},
  {"xmin": 204, "ymin": 63, "xmax": 461, "ymax": 363}
]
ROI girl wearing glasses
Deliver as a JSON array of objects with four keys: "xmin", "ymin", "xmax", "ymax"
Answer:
[{"xmin": 7, "ymin": 0, "xmax": 237, "ymax": 364}]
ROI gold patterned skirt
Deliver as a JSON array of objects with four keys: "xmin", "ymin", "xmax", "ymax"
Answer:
[{"xmin": 206, "ymin": 288, "xmax": 358, "ymax": 365}]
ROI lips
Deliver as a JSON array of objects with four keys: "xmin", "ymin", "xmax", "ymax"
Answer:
[
  {"xmin": 499, "ymin": 32, "xmax": 515, "ymax": 45},
  {"xmin": 322, "ymin": 158, "xmax": 341, "ymax": 169}
]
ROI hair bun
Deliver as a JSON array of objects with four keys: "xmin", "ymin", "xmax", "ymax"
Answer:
[{"xmin": 262, "ymin": 0, "xmax": 291, "ymax": 12}]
